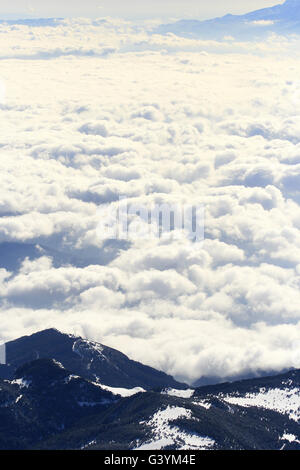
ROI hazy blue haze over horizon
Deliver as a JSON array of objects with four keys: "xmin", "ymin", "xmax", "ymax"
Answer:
[{"xmin": 0, "ymin": 0, "xmax": 285, "ymax": 21}]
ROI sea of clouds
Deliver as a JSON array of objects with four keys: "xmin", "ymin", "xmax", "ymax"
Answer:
[{"xmin": 0, "ymin": 18, "xmax": 300, "ymax": 383}]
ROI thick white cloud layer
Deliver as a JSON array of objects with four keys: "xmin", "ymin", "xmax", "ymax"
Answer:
[{"xmin": 0, "ymin": 19, "xmax": 300, "ymax": 383}]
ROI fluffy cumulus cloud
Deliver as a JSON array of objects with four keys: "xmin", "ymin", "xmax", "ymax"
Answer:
[{"xmin": 0, "ymin": 18, "xmax": 300, "ymax": 384}]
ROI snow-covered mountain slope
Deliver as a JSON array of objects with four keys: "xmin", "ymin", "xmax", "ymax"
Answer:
[
  {"xmin": 1, "ymin": 330, "xmax": 300, "ymax": 450},
  {"xmin": 155, "ymin": 0, "xmax": 300, "ymax": 39},
  {"xmin": 194, "ymin": 369, "xmax": 300, "ymax": 423},
  {"xmin": 0, "ymin": 329, "xmax": 187, "ymax": 390},
  {"xmin": 134, "ymin": 406, "xmax": 215, "ymax": 450},
  {"xmin": 0, "ymin": 358, "xmax": 118, "ymax": 449},
  {"xmin": 31, "ymin": 368, "xmax": 300, "ymax": 450}
]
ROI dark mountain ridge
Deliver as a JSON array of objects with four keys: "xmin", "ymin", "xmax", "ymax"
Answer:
[
  {"xmin": 1, "ymin": 328, "xmax": 187, "ymax": 390},
  {"xmin": 0, "ymin": 329, "xmax": 299, "ymax": 450}
]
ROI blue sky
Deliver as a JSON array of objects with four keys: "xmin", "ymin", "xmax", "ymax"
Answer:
[{"xmin": 0, "ymin": 0, "xmax": 285, "ymax": 20}]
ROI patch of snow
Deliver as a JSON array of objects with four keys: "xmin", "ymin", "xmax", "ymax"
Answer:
[
  {"xmin": 179, "ymin": 434, "xmax": 215, "ymax": 451},
  {"xmin": 223, "ymin": 387, "xmax": 300, "ymax": 422},
  {"xmin": 52, "ymin": 359, "xmax": 65, "ymax": 369},
  {"xmin": 86, "ymin": 340, "xmax": 104, "ymax": 355},
  {"xmin": 11, "ymin": 378, "xmax": 31, "ymax": 389},
  {"xmin": 281, "ymin": 433, "xmax": 300, "ymax": 444},
  {"xmin": 81, "ymin": 439, "xmax": 97, "ymax": 449},
  {"xmin": 136, "ymin": 438, "xmax": 174, "ymax": 450},
  {"xmin": 99, "ymin": 384, "xmax": 146, "ymax": 397},
  {"xmin": 72, "ymin": 339, "xmax": 106, "ymax": 361},
  {"xmin": 162, "ymin": 388, "xmax": 195, "ymax": 399},
  {"xmin": 64, "ymin": 374, "xmax": 80, "ymax": 384},
  {"xmin": 191, "ymin": 400, "xmax": 211, "ymax": 410},
  {"xmin": 135, "ymin": 406, "xmax": 215, "ymax": 451}
]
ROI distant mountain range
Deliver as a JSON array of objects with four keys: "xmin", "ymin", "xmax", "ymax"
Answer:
[
  {"xmin": 155, "ymin": 0, "xmax": 300, "ymax": 39},
  {"xmin": 1, "ymin": 1, "xmax": 299, "ymax": 41},
  {"xmin": 0, "ymin": 329, "xmax": 299, "ymax": 450},
  {"xmin": 0, "ymin": 18, "xmax": 63, "ymax": 27}
]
